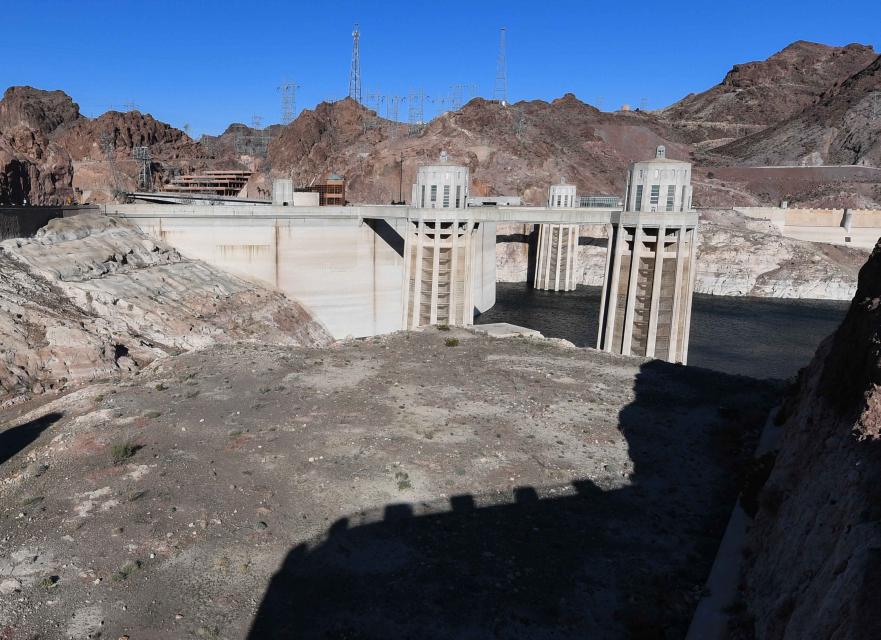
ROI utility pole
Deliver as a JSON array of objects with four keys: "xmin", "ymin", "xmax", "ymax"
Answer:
[
  {"xmin": 349, "ymin": 23, "xmax": 362, "ymax": 103},
  {"xmin": 493, "ymin": 27, "xmax": 508, "ymax": 104},
  {"xmin": 279, "ymin": 81, "xmax": 300, "ymax": 124}
]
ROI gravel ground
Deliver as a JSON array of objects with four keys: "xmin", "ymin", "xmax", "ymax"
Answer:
[{"xmin": 0, "ymin": 328, "xmax": 778, "ymax": 639}]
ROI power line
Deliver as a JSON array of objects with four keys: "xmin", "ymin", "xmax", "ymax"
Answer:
[
  {"xmin": 493, "ymin": 27, "xmax": 508, "ymax": 103},
  {"xmin": 349, "ymin": 23, "xmax": 362, "ymax": 103}
]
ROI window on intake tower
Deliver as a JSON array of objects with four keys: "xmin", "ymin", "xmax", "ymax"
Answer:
[
  {"xmin": 650, "ymin": 185, "xmax": 660, "ymax": 210},
  {"xmin": 634, "ymin": 185, "xmax": 643, "ymax": 211},
  {"xmin": 455, "ymin": 185, "xmax": 461, "ymax": 208},
  {"xmin": 430, "ymin": 185, "xmax": 437, "ymax": 208},
  {"xmin": 666, "ymin": 185, "xmax": 675, "ymax": 212},
  {"xmin": 442, "ymin": 185, "xmax": 450, "ymax": 208}
]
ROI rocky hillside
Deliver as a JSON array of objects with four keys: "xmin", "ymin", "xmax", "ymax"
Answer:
[
  {"xmin": 738, "ymin": 240, "xmax": 881, "ymax": 639},
  {"xmin": 719, "ymin": 54, "xmax": 881, "ymax": 167},
  {"xmin": 0, "ymin": 88, "xmax": 77, "ymax": 205},
  {"xmin": 267, "ymin": 95, "xmax": 692, "ymax": 205},
  {"xmin": 0, "ymin": 214, "xmax": 331, "ymax": 407},
  {"xmin": 0, "ymin": 87, "xmax": 234, "ymax": 205},
  {"xmin": 660, "ymin": 41, "xmax": 877, "ymax": 147}
]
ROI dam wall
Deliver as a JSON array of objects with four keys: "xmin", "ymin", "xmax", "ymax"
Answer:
[
  {"xmin": 734, "ymin": 206, "xmax": 881, "ymax": 249},
  {"xmin": 110, "ymin": 206, "xmax": 496, "ymax": 339}
]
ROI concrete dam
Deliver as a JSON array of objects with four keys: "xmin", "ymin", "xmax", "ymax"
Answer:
[{"xmin": 104, "ymin": 147, "xmax": 698, "ymax": 363}]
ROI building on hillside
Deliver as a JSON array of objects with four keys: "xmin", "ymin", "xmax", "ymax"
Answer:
[
  {"xmin": 296, "ymin": 174, "xmax": 346, "ymax": 206},
  {"xmin": 163, "ymin": 170, "xmax": 252, "ymax": 197}
]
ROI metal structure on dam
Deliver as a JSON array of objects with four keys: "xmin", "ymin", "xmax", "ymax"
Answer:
[{"xmin": 104, "ymin": 148, "xmax": 698, "ymax": 364}]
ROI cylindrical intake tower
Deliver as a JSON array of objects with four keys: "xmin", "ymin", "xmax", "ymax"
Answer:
[{"xmin": 534, "ymin": 180, "xmax": 579, "ymax": 291}]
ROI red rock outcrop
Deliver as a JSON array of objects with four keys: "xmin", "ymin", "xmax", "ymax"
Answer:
[
  {"xmin": 739, "ymin": 241, "xmax": 881, "ymax": 638},
  {"xmin": 267, "ymin": 95, "xmax": 692, "ymax": 205},
  {"xmin": 661, "ymin": 41, "xmax": 877, "ymax": 145},
  {"xmin": 0, "ymin": 87, "xmax": 78, "ymax": 205},
  {"xmin": 719, "ymin": 54, "xmax": 881, "ymax": 167}
]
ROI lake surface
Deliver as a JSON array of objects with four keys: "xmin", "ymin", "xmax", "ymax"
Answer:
[{"xmin": 475, "ymin": 283, "xmax": 850, "ymax": 380}]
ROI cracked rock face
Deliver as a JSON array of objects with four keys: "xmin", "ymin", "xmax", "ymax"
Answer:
[
  {"xmin": 0, "ymin": 214, "xmax": 332, "ymax": 406},
  {"xmin": 738, "ymin": 240, "xmax": 881, "ymax": 639}
]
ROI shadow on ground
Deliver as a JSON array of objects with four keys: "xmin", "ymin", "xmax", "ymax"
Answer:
[
  {"xmin": 0, "ymin": 412, "xmax": 62, "ymax": 466},
  {"xmin": 247, "ymin": 360, "xmax": 776, "ymax": 639}
]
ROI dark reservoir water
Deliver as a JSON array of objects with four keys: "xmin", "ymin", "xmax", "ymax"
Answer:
[{"xmin": 475, "ymin": 283, "xmax": 850, "ymax": 380}]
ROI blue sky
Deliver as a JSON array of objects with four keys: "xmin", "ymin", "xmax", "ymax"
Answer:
[{"xmin": 2, "ymin": 0, "xmax": 879, "ymax": 137}]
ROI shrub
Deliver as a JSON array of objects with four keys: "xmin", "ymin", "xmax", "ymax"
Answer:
[{"xmin": 111, "ymin": 441, "xmax": 140, "ymax": 465}]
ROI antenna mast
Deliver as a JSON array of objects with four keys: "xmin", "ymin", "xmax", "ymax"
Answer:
[
  {"xmin": 349, "ymin": 24, "xmax": 362, "ymax": 103},
  {"xmin": 493, "ymin": 27, "xmax": 508, "ymax": 103}
]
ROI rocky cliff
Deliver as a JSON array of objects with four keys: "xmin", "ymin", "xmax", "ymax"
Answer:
[
  {"xmin": 738, "ymin": 240, "xmax": 881, "ymax": 639},
  {"xmin": 660, "ymin": 41, "xmax": 877, "ymax": 147},
  {"xmin": 0, "ymin": 87, "xmax": 78, "ymax": 205},
  {"xmin": 0, "ymin": 214, "xmax": 331, "ymax": 406},
  {"xmin": 719, "ymin": 54, "xmax": 881, "ymax": 167}
]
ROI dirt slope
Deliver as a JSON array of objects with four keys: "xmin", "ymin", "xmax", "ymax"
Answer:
[{"xmin": 0, "ymin": 327, "xmax": 776, "ymax": 639}]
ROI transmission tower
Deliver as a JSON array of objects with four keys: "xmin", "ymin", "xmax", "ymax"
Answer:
[
  {"xmin": 408, "ymin": 89, "xmax": 425, "ymax": 136},
  {"xmin": 493, "ymin": 27, "xmax": 508, "ymax": 103},
  {"xmin": 132, "ymin": 146, "xmax": 152, "ymax": 192},
  {"xmin": 364, "ymin": 89, "xmax": 384, "ymax": 132},
  {"xmin": 99, "ymin": 130, "xmax": 125, "ymax": 197},
  {"xmin": 386, "ymin": 95, "xmax": 403, "ymax": 139},
  {"xmin": 234, "ymin": 115, "xmax": 269, "ymax": 156},
  {"xmin": 450, "ymin": 83, "xmax": 479, "ymax": 111},
  {"xmin": 123, "ymin": 100, "xmax": 138, "ymax": 112},
  {"xmin": 349, "ymin": 23, "xmax": 362, "ymax": 103},
  {"xmin": 513, "ymin": 108, "xmax": 525, "ymax": 136},
  {"xmin": 279, "ymin": 81, "xmax": 300, "ymax": 124}
]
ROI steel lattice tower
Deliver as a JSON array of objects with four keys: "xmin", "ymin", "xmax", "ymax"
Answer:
[
  {"xmin": 132, "ymin": 146, "xmax": 152, "ymax": 192},
  {"xmin": 279, "ymin": 82, "xmax": 300, "ymax": 124},
  {"xmin": 408, "ymin": 88, "xmax": 425, "ymax": 136},
  {"xmin": 349, "ymin": 24, "xmax": 362, "ymax": 104},
  {"xmin": 493, "ymin": 27, "xmax": 508, "ymax": 103}
]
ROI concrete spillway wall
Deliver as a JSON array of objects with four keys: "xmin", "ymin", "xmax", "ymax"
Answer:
[
  {"xmin": 734, "ymin": 206, "xmax": 881, "ymax": 249},
  {"xmin": 117, "ymin": 211, "xmax": 496, "ymax": 340}
]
